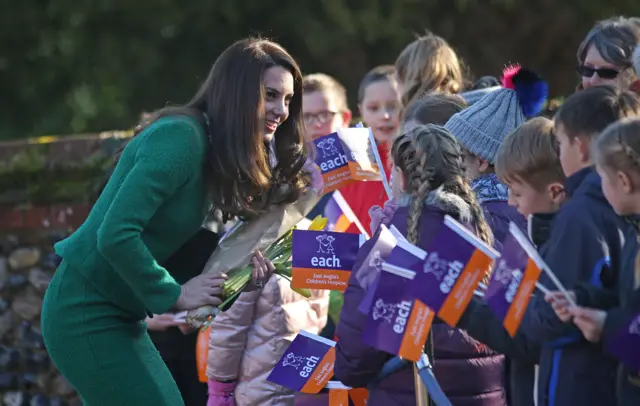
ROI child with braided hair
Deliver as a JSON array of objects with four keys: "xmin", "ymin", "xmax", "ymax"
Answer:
[
  {"xmin": 335, "ymin": 124, "xmax": 507, "ymax": 406},
  {"xmin": 394, "ymin": 124, "xmax": 493, "ymax": 249},
  {"xmin": 549, "ymin": 118, "xmax": 640, "ymax": 405}
]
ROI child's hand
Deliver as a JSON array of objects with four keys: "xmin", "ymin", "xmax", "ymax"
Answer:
[
  {"xmin": 208, "ymin": 380, "xmax": 237, "ymax": 406},
  {"xmin": 569, "ymin": 306, "xmax": 607, "ymax": 343},
  {"xmin": 544, "ymin": 291, "xmax": 576, "ymax": 322},
  {"xmin": 369, "ymin": 199, "xmax": 398, "ymax": 233},
  {"xmin": 244, "ymin": 250, "xmax": 275, "ymax": 292}
]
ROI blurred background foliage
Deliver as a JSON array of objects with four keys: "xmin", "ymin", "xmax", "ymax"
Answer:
[{"xmin": 1, "ymin": 0, "xmax": 639, "ymax": 139}]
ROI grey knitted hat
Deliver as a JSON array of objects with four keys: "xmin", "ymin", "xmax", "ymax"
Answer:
[
  {"xmin": 445, "ymin": 88, "xmax": 524, "ymax": 164},
  {"xmin": 460, "ymin": 86, "xmax": 501, "ymax": 106},
  {"xmin": 445, "ymin": 66, "xmax": 548, "ymax": 164}
]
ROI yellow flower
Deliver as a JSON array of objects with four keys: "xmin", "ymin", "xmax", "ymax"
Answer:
[{"xmin": 308, "ymin": 216, "xmax": 328, "ymax": 231}]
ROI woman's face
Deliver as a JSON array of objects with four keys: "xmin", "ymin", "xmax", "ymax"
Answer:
[
  {"xmin": 358, "ymin": 79, "xmax": 402, "ymax": 144},
  {"xmin": 580, "ymin": 44, "xmax": 629, "ymax": 89},
  {"xmin": 263, "ymin": 66, "xmax": 294, "ymax": 142}
]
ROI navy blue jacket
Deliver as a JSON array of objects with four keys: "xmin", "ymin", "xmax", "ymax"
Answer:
[
  {"xmin": 574, "ymin": 216, "xmax": 640, "ymax": 405},
  {"xmin": 459, "ymin": 167, "xmax": 630, "ymax": 406},
  {"xmin": 519, "ymin": 167, "xmax": 631, "ymax": 406}
]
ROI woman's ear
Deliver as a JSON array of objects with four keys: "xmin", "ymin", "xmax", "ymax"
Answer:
[{"xmin": 629, "ymin": 79, "xmax": 640, "ymax": 95}]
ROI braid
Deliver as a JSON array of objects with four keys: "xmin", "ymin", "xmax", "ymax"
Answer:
[
  {"xmin": 452, "ymin": 176, "xmax": 494, "ymax": 246},
  {"xmin": 448, "ymin": 175, "xmax": 494, "ymax": 284},
  {"xmin": 595, "ymin": 119, "xmax": 640, "ymax": 178},
  {"xmin": 391, "ymin": 128, "xmax": 436, "ymax": 245},
  {"xmin": 407, "ymin": 153, "xmax": 434, "ymax": 245},
  {"xmin": 394, "ymin": 124, "xmax": 494, "ymax": 252},
  {"xmin": 618, "ymin": 131, "xmax": 640, "ymax": 169}
]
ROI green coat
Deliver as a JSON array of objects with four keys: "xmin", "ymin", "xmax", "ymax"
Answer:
[{"xmin": 42, "ymin": 115, "xmax": 210, "ymax": 405}]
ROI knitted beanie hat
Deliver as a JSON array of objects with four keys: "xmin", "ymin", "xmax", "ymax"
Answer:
[
  {"xmin": 445, "ymin": 65, "xmax": 548, "ymax": 164},
  {"xmin": 460, "ymin": 86, "xmax": 501, "ymax": 106}
]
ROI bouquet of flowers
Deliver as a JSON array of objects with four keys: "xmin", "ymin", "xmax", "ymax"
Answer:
[
  {"xmin": 214, "ymin": 216, "xmax": 328, "ymax": 319},
  {"xmin": 184, "ymin": 188, "xmax": 322, "ymax": 328}
]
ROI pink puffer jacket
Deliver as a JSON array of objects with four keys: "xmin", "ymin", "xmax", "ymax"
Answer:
[{"xmin": 207, "ymin": 275, "xmax": 329, "ymax": 406}]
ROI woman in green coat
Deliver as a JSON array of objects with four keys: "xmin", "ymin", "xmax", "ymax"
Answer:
[{"xmin": 41, "ymin": 38, "xmax": 311, "ymax": 406}]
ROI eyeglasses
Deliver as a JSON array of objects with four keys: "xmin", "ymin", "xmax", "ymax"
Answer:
[
  {"xmin": 303, "ymin": 111, "xmax": 338, "ymax": 125},
  {"xmin": 576, "ymin": 65, "xmax": 620, "ymax": 79}
]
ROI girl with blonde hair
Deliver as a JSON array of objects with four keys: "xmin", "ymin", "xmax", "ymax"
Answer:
[{"xmin": 395, "ymin": 32, "xmax": 464, "ymax": 107}]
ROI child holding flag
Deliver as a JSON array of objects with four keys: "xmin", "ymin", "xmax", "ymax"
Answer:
[
  {"xmin": 458, "ymin": 116, "xmax": 565, "ymax": 406},
  {"xmin": 442, "ymin": 65, "xmax": 547, "ymax": 405},
  {"xmin": 461, "ymin": 85, "xmax": 640, "ymax": 406},
  {"xmin": 334, "ymin": 124, "xmax": 505, "ymax": 405},
  {"xmin": 549, "ymin": 118, "xmax": 640, "ymax": 405},
  {"xmin": 332, "ymin": 65, "xmax": 401, "ymax": 236}
]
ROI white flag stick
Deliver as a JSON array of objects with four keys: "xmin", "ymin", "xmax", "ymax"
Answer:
[
  {"xmin": 356, "ymin": 122, "xmax": 393, "ymax": 200},
  {"xmin": 508, "ymin": 223, "xmax": 576, "ymax": 307}
]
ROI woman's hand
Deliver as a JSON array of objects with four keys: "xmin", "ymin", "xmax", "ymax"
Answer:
[
  {"xmin": 175, "ymin": 273, "xmax": 227, "ymax": 310},
  {"xmin": 145, "ymin": 313, "xmax": 178, "ymax": 331},
  {"xmin": 545, "ymin": 290, "xmax": 576, "ymax": 323},
  {"xmin": 244, "ymin": 250, "xmax": 275, "ymax": 292},
  {"xmin": 569, "ymin": 306, "xmax": 607, "ymax": 343}
]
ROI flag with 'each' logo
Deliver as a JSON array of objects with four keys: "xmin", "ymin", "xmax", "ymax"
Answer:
[
  {"xmin": 313, "ymin": 127, "xmax": 381, "ymax": 194},
  {"xmin": 267, "ymin": 331, "xmax": 335, "ymax": 394},
  {"xmin": 484, "ymin": 222, "xmax": 543, "ymax": 336},
  {"xmin": 291, "ymin": 229, "xmax": 362, "ymax": 291},
  {"xmin": 409, "ymin": 215, "xmax": 499, "ymax": 328},
  {"xmin": 362, "ymin": 260, "xmax": 433, "ymax": 362}
]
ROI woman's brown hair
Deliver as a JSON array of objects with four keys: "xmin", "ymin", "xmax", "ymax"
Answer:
[
  {"xmin": 124, "ymin": 38, "xmax": 308, "ymax": 221},
  {"xmin": 391, "ymin": 124, "xmax": 493, "ymax": 247}
]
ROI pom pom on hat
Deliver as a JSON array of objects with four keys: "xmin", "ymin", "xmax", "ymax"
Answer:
[
  {"xmin": 444, "ymin": 63, "xmax": 549, "ymax": 164},
  {"xmin": 501, "ymin": 64, "xmax": 549, "ymax": 117}
]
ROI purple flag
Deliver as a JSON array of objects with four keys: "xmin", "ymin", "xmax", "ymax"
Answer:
[{"xmin": 267, "ymin": 331, "xmax": 336, "ymax": 394}]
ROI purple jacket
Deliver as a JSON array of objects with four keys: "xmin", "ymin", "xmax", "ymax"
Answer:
[
  {"xmin": 482, "ymin": 200, "xmax": 526, "ymax": 249},
  {"xmin": 472, "ymin": 173, "xmax": 527, "ymax": 248},
  {"xmin": 334, "ymin": 189, "xmax": 507, "ymax": 406}
]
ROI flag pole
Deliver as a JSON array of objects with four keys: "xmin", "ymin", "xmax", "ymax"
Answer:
[{"xmin": 414, "ymin": 363, "xmax": 430, "ymax": 406}]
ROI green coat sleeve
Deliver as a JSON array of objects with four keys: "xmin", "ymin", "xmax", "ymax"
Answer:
[{"xmin": 96, "ymin": 119, "xmax": 203, "ymax": 314}]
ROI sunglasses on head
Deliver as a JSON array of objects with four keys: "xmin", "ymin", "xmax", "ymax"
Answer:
[{"xmin": 576, "ymin": 65, "xmax": 620, "ymax": 79}]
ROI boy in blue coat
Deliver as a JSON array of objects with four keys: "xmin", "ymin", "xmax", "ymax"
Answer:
[{"xmin": 459, "ymin": 85, "xmax": 640, "ymax": 406}]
